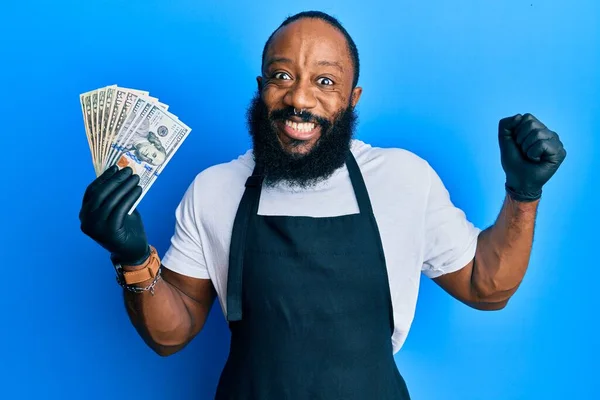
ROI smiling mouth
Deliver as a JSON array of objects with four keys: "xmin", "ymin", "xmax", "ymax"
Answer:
[
  {"xmin": 285, "ymin": 119, "xmax": 315, "ymax": 132},
  {"xmin": 278, "ymin": 119, "xmax": 321, "ymax": 141}
]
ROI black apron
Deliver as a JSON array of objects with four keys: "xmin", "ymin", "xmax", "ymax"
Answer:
[{"xmin": 215, "ymin": 151, "xmax": 411, "ymax": 400}]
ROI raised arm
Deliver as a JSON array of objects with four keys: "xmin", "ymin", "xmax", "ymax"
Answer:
[{"xmin": 433, "ymin": 113, "xmax": 566, "ymax": 309}]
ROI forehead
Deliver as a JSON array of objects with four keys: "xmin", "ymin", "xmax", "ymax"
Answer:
[{"xmin": 265, "ymin": 18, "xmax": 352, "ymax": 72}]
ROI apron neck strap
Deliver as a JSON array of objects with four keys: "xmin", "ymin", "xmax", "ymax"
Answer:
[
  {"xmin": 245, "ymin": 160, "xmax": 264, "ymax": 215},
  {"xmin": 345, "ymin": 150, "xmax": 374, "ymax": 215}
]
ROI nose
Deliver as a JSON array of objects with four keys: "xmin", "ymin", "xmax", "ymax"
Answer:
[{"xmin": 283, "ymin": 78, "xmax": 317, "ymax": 112}]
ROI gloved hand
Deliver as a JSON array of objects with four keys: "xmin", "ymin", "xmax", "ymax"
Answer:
[
  {"xmin": 79, "ymin": 166, "xmax": 150, "ymax": 265},
  {"xmin": 498, "ymin": 113, "xmax": 567, "ymax": 202}
]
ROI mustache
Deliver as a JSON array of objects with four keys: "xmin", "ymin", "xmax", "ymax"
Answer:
[{"xmin": 269, "ymin": 107, "xmax": 331, "ymax": 130}]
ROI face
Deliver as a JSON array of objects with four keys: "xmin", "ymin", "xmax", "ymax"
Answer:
[
  {"xmin": 135, "ymin": 141, "xmax": 166, "ymax": 166},
  {"xmin": 249, "ymin": 18, "xmax": 363, "ymax": 187},
  {"xmin": 259, "ymin": 18, "xmax": 362, "ymax": 155}
]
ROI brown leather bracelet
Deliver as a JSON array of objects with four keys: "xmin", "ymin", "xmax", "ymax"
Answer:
[{"xmin": 113, "ymin": 246, "xmax": 161, "ymax": 285}]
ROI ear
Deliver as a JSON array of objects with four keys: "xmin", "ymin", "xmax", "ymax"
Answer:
[
  {"xmin": 256, "ymin": 76, "xmax": 263, "ymax": 91},
  {"xmin": 350, "ymin": 86, "xmax": 363, "ymax": 108}
]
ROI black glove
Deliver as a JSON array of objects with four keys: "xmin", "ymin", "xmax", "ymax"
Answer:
[
  {"xmin": 79, "ymin": 166, "xmax": 150, "ymax": 265},
  {"xmin": 498, "ymin": 113, "xmax": 567, "ymax": 202}
]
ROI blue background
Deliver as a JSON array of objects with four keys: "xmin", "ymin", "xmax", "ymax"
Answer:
[{"xmin": 1, "ymin": 0, "xmax": 597, "ymax": 399}]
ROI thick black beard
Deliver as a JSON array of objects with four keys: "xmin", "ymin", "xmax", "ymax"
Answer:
[{"xmin": 246, "ymin": 91, "xmax": 358, "ymax": 189}]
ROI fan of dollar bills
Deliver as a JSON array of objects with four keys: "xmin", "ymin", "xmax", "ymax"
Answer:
[{"xmin": 79, "ymin": 85, "xmax": 192, "ymax": 213}]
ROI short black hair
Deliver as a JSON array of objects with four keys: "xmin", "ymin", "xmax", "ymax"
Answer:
[{"xmin": 261, "ymin": 11, "xmax": 360, "ymax": 88}]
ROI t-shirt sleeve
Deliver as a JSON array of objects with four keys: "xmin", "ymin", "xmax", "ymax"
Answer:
[
  {"xmin": 421, "ymin": 163, "xmax": 481, "ymax": 279},
  {"xmin": 161, "ymin": 177, "xmax": 210, "ymax": 279}
]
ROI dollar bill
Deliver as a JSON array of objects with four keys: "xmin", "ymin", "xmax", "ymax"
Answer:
[
  {"xmin": 79, "ymin": 91, "xmax": 93, "ymax": 167},
  {"xmin": 103, "ymin": 90, "xmax": 140, "ymax": 171},
  {"xmin": 102, "ymin": 87, "xmax": 128, "ymax": 168},
  {"xmin": 111, "ymin": 104, "xmax": 191, "ymax": 214},
  {"xmin": 80, "ymin": 91, "xmax": 98, "ymax": 173},
  {"xmin": 99, "ymin": 85, "xmax": 117, "ymax": 173},
  {"xmin": 96, "ymin": 88, "xmax": 107, "ymax": 173},
  {"xmin": 91, "ymin": 90, "xmax": 102, "ymax": 170}
]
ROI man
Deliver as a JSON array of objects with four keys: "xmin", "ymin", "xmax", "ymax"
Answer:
[{"xmin": 79, "ymin": 11, "xmax": 566, "ymax": 399}]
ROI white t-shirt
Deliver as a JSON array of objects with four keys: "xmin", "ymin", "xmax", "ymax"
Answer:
[{"xmin": 162, "ymin": 140, "xmax": 481, "ymax": 354}]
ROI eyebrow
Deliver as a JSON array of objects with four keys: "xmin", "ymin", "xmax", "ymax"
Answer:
[
  {"xmin": 264, "ymin": 57, "xmax": 293, "ymax": 70},
  {"xmin": 316, "ymin": 60, "xmax": 344, "ymax": 73},
  {"xmin": 264, "ymin": 57, "xmax": 344, "ymax": 73}
]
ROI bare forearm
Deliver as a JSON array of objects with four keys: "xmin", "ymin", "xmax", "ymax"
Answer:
[
  {"xmin": 122, "ymin": 268, "xmax": 193, "ymax": 353},
  {"xmin": 471, "ymin": 195, "xmax": 539, "ymax": 302}
]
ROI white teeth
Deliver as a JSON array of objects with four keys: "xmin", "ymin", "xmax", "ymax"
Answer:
[{"xmin": 285, "ymin": 120, "xmax": 315, "ymax": 132}]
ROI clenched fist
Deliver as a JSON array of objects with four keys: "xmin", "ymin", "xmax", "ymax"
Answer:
[
  {"xmin": 498, "ymin": 113, "xmax": 567, "ymax": 202},
  {"xmin": 79, "ymin": 166, "xmax": 150, "ymax": 265}
]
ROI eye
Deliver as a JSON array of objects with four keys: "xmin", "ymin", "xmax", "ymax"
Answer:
[
  {"xmin": 317, "ymin": 77, "xmax": 334, "ymax": 86},
  {"xmin": 273, "ymin": 72, "xmax": 291, "ymax": 80}
]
